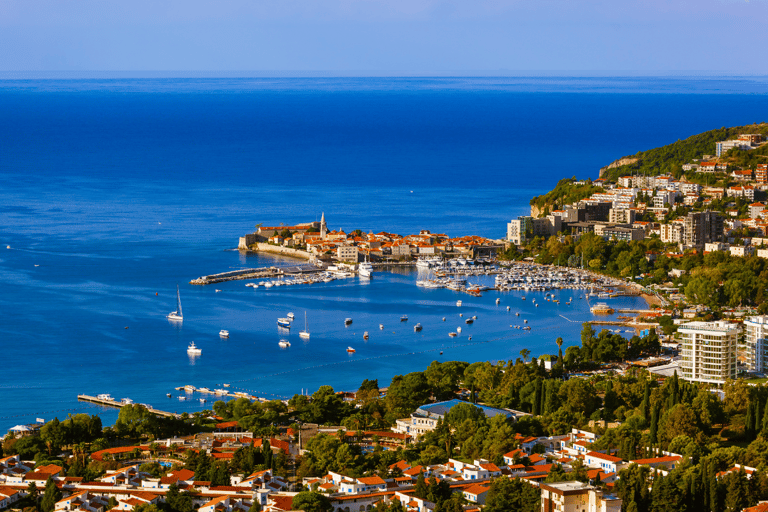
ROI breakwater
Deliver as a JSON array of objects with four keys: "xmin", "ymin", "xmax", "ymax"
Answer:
[{"xmin": 77, "ymin": 395, "xmax": 178, "ymax": 418}]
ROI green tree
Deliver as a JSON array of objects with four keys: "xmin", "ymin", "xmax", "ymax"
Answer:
[
  {"xmin": 40, "ymin": 478, "xmax": 61, "ymax": 512},
  {"xmin": 291, "ymin": 491, "xmax": 332, "ymax": 512},
  {"xmin": 483, "ymin": 477, "xmax": 540, "ymax": 512}
]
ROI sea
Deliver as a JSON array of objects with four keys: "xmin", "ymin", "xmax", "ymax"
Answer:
[{"xmin": 2, "ymin": 75, "xmax": 768, "ymax": 430}]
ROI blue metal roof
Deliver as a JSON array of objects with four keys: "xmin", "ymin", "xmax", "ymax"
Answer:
[{"xmin": 415, "ymin": 399, "xmax": 513, "ymax": 420}]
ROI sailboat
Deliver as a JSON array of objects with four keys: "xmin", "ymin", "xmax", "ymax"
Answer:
[
  {"xmin": 167, "ymin": 285, "xmax": 183, "ymax": 321},
  {"xmin": 299, "ymin": 312, "xmax": 310, "ymax": 339}
]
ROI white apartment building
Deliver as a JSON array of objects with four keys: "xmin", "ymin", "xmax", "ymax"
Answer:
[
  {"xmin": 679, "ymin": 321, "xmax": 740, "ymax": 385},
  {"xmin": 608, "ymin": 208, "xmax": 635, "ymax": 224},
  {"xmin": 744, "ymin": 316, "xmax": 768, "ymax": 373},
  {"xmin": 540, "ymin": 481, "xmax": 622, "ymax": 512},
  {"xmin": 660, "ymin": 223, "xmax": 685, "ymax": 244}
]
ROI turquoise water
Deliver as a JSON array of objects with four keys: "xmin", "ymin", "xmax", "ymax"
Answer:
[{"xmin": 2, "ymin": 76, "xmax": 767, "ymax": 429}]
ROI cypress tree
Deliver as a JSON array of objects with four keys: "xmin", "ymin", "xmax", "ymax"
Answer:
[
  {"xmin": 539, "ymin": 380, "xmax": 547, "ymax": 416},
  {"xmin": 415, "ymin": 472, "xmax": 428, "ymax": 499},
  {"xmin": 761, "ymin": 397, "xmax": 768, "ymax": 437},
  {"xmin": 650, "ymin": 404, "xmax": 659, "ymax": 444},
  {"xmin": 532, "ymin": 379, "xmax": 542, "ymax": 416},
  {"xmin": 40, "ymin": 477, "xmax": 61, "ymax": 512},
  {"xmin": 642, "ymin": 380, "xmax": 650, "ymax": 420},
  {"xmin": 672, "ymin": 370, "xmax": 679, "ymax": 406},
  {"xmin": 746, "ymin": 401, "xmax": 755, "ymax": 440}
]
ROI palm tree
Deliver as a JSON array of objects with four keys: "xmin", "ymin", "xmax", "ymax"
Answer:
[
  {"xmin": 520, "ymin": 348, "xmax": 531, "ymax": 363},
  {"xmin": 556, "ymin": 337, "xmax": 564, "ymax": 362}
]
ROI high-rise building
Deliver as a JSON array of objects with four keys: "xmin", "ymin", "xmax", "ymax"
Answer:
[
  {"xmin": 683, "ymin": 211, "xmax": 723, "ymax": 249},
  {"xmin": 679, "ymin": 321, "xmax": 739, "ymax": 385},
  {"xmin": 744, "ymin": 316, "xmax": 768, "ymax": 373}
]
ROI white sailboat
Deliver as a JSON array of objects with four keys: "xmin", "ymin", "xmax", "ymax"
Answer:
[
  {"xmin": 299, "ymin": 312, "xmax": 310, "ymax": 339},
  {"xmin": 167, "ymin": 285, "xmax": 183, "ymax": 321}
]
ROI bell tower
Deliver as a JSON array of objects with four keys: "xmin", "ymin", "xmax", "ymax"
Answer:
[{"xmin": 320, "ymin": 212, "xmax": 327, "ymax": 239}]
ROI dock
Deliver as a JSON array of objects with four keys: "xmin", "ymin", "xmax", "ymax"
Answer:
[{"xmin": 77, "ymin": 395, "xmax": 179, "ymax": 418}]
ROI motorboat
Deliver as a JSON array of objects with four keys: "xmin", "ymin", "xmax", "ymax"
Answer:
[
  {"xmin": 449, "ymin": 332, "xmax": 458, "ymax": 337},
  {"xmin": 178, "ymin": 396, "xmax": 187, "ymax": 401},
  {"xmin": 345, "ymin": 318, "xmax": 353, "ymax": 326},
  {"xmin": 187, "ymin": 342, "xmax": 201, "ymax": 355},
  {"xmin": 167, "ymin": 285, "xmax": 183, "ymax": 321},
  {"xmin": 465, "ymin": 318, "xmax": 473, "ymax": 324},
  {"xmin": 457, "ymin": 326, "xmax": 462, "ymax": 334},
  {"xmin": 166, "ymin": 393, "xmax": 172, "ymax": 398},
  {"xmin": 456, "ymin": 300, "xmax": 462, "ymax": 307},
  {"xmin": 347, "ymin": 346, "xmax": 356, "ymax": 353},
  {"xmin": 379, "ymin": 324, "xmax": 384, "ymax": 330},
  {"xmin": 287, "ymin": 312, "xmax": 295, "ymax": 320},
  {"xmin": 277, "ymin": 318, "xmax": 291, "ymax": 328},
  {"xmin": 496, "ymin": 298, "xmax": 500, "ymax": 305},
  {"xmin": 363, "ymin": 332, "xmax": 369, "ymax": 339},
  {"xmin": 400, "ymin": 315, "xmax": 408, "ymax": 322},
  {"xmin": 219, "ymin": 330, "xmax": 229, "ymax": 338},
  {"xmin": 414, "ymin": 323, "xmax": 423, "ymax": 332},
  {"xmin": 279, "ymin": 340, "xmax": 291, "ymax": 348},
  {"xmin": 223, "ymin": 383, "xmax": 230, "ymax": 387}
]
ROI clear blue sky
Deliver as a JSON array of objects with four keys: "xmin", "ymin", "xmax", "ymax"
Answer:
[{"xmin": 1, "ymin": 0, "xmax": 767, "ymax": 74}]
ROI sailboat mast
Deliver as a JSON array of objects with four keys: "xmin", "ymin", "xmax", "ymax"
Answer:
[{"xmin": 177, "ymin": 285, "xmax": 182, "ymax": 317}]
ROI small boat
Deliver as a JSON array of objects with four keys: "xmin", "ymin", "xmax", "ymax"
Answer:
[
  {"xmin": 166, "ymin": 393, "xmax": 172, "ymax": 398},
  {"xmin": 347, "ymin": 346, "xmax": 356, "ymax": 353},
  {"xmin": 199, "ymin": 398, "xmax": 206, "ymax": 403},
  {"xmin": 507, "ymin": 306, "xmax": 511, "ymax": 311},
  {"xmin": 449, "ymin": 332, "xmax": 458, "ymax": 337},
  {"xmin": 379, "ymin": 324, "xmax": 384, "ymax": 330},
  {"xmin": 401, "ymin": 315, "xmax": 408, "ymax": 322},
  {"xmin": 457, "ymin": 326, "xmax": 462, "ymax": 333},
  {"xmin": 178, "ymin": 396, "xmax": 187, "ymax": 401},
  {"xmin": 414, "ymin": 323, "xmax": 423, "ymax": 332},
  {"xmin": 167, "ymin": 285, "xmax": 184, "ymax": 321},
  {"xmin": 187, "ymin": 342, "xmax": 201, "ymax": 355},
  {"xmin": 516, "ymin": 312, "xmax": 520, "ymax": 316},
  {"xmin": 465, "ymin": 318, "xmax": 473, "ymax": 324},
  {"xmin": 277, "ymin": 318, "xmax": 291, "ymax": 328},
  {"xmin": 219, "ymin": 330, "xmax": 229, "ymax": 338},
  {"xmin": 522, "ymin": 297, "xmax": 526, "ymax": 300},
  {"xmin": 536, "ymin": 304, "xmax": 539, "ymax": 307},
  {"xmin": 496, "ymin": 298, "xmax": 500, "ymax": 305},
  {"xmin": 223, "ymin": 383, "xmax": 230, "ymax": 387},
  {"xmin": 345, "ymin": 318, "xmax": 353, "ymax": 325},
  {"xmin": 472, "ymin": 315, "xmax": 477, "ymax": 320},
  {"xmin": 215, "ymin": 289, "xmax": 221, "ymax": 293},
  {"xmin": 523, "ymin": 326, "xmax": 531, "ymax": 330},
  {"xmin": 468, "ymin": 336, "xmax": 472, "ymax": 340},
  {"xmin": 279, "ymin": 340, "xmax": 291, "ymax": 348},
  {"xmin": 524, "ymin": 319, "xmax": 528, "ymax": 324},
  {"xmin": 440, "ymin": 351, "xmax": 443, "ymax": 355},
  {"xmin": 287, "ymin": 312, "xmax": 295, "ymax": 320},
  {"xmin": 456, "ymin": 300, "xmax": 462, "ymax": 307},
  {"xmin": 442, "ymin": 317, "xmax": 446, "ymax": 321},
  {"xmin": 364, "ymin": 332, "xmax": 369, "ymax": 339},
  {"xmin": 460, "ymin": 313, "xmax": 463, "ymax": 317},
  {"xmin": 300, "ymin": 312, "xmax": 310, "ymax": 339}
]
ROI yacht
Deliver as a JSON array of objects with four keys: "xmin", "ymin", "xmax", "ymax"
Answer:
[
  {"xmin": 167, "ymin": 285, "xmax": 183, "ymax": 321},
  {"xmin": 347, "ymin": 346, "xmax": 356, "ymax": 353},
  {"xmin": 219, "ymin": 330, "xmax": 229, "ymax": 338},
  {"xmin": 279, "ymin": 340, "xmax": 291, "ymax": 348},
  {"xmin": 358, "ymin": 259, "xmax": 373, "ymax": 278},
  {"xmin": 287, "ymin": 312, "xmax": 295, "ymax": 320},
  {"xmin": 277, "ymin": 317, "xmax": 291, "ymax": 328},
  {"xmin": 187, "ymin": 342, "xmax": 201, "ymax": 355},
  {"xmin": 299, "ymin": 312, "xmax": 310, "ymax": 339},
  {"xmin": 590, "ymin": 302, "xmax": 614, "ymax": 314}
]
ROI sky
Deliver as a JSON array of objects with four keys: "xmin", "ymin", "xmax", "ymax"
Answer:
[{"xmin": 1, "ymin": 0, "xmax": 768, "ymax": 75}]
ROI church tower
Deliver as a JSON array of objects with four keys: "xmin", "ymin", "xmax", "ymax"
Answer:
[{"xmin": 320, "ymin": 212, "xmax": 327, "ymax": 239}]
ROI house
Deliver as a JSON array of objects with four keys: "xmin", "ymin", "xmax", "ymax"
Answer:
[
  {"xmin": 462, "ymin": 483, "xmax": 491, "ymax": 505},
  {"xmin": 630, "ymin": 455, "xmax": 682, "ymax": 471},
  {"xmin": 540, "ymin": 481, "xmax": 622, "ymax": 512},
  {"xmin": 584, "ymin": 451, "xmax": 627, "ymax": 474}
]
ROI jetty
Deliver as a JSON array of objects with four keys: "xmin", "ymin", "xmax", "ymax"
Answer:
[
  {"xmin": 190, "ymin": 265, "xmax": 323, "ymax": 285},
  {"xmin": 77, "ymin": 395, "xmax": 179, "ymax": 418}
]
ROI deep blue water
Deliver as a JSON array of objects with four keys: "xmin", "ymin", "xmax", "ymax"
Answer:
[{"xmin": 1, "ymin": 76, "xmax": 768, "ymax": 430}]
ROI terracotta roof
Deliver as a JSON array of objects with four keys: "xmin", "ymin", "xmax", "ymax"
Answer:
[
  {"xmin": 463, "ymin": 483, "xmax": 490, "ymax": 496},
  {"xmin": 357, "ymin": 476, "xmax": 386, "ymax": 486},
  {"xmin": 587, "ymin": 451, "xmax": 623, "ymax": 463}
]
